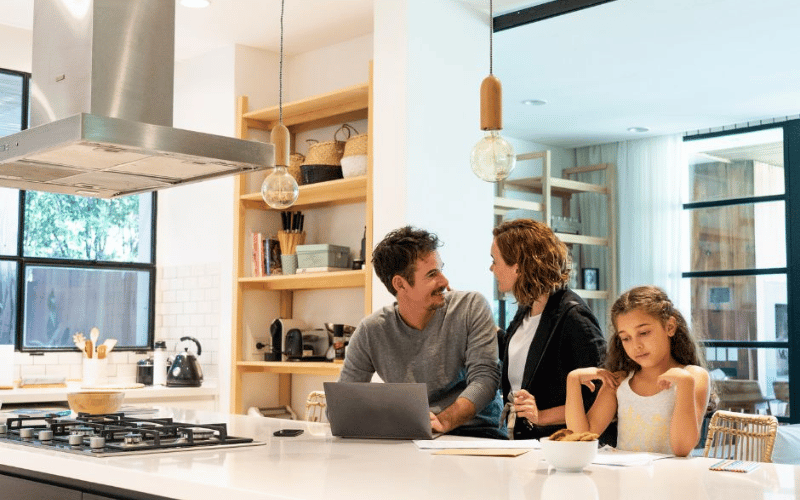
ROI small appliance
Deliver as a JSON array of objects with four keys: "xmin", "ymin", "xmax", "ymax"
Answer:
[
  {"xmin": 268, "ymin": 318, "xmax": 308, "ymax": 361},
  {"xmin": 166, "ymin": 337, "xmax": 203, "ymax": 387},
  {"xmin": 284, "ymin": 329, "xmax": 330, "ymax": 361}
]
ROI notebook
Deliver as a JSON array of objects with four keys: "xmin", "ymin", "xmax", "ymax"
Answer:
[{"xmin": 324, "ymin": 382, "xmax": 435, "ymax": 440}]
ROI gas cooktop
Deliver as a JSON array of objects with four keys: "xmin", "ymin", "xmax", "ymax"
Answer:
[{"xmin": 0, "ymin": 412, "xmax": 264, "ymax": 457}]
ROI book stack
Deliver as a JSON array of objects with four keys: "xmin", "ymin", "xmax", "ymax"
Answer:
[{"xmin": 251, "ymin": 233, "xmax": 282, "ymax": 277}]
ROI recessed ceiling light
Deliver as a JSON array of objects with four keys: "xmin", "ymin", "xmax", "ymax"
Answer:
[
  {"xmin": 180, "ymin": 0, "xmax": 211, "ymax": 8},
  {"xmin": 522, "ymin": 99, "xmax": 547, "ymax": 106},
  {"xmin": 627, "ymin": 126, "xmax": 649, "ymax": 133}
]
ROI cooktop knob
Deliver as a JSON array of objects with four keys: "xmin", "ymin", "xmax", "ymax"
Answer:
[
  {"xmin": 38, "ymin": 430, "xmax": 54, "ymax": 441},
  {"xmin": 19, "ymin": 428, "xmax": 34, "ymax": 439},
  {"xmin": 68, "ymin": 433, "xmax": 83, "ymax": 446},
  {"xmin": 124, "ymin": 432, "xmax": 143, "ymax": 445},
  {"xmin": 89, "ymin": 436, "xmax": 105, "ymax": 449},
  {"xmin": 0, "ymin": 424, "xmax": 7, "ymax": 435}
]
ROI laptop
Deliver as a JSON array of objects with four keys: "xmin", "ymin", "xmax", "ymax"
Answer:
[{"xmin": 323, "ymin": 382, "xmax": 436, "ymax": 439}]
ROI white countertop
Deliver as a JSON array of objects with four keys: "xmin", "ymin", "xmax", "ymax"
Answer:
[
  {"xmin": 0, "ymin": 382, "xmax": 217, "ymax": 405},
  {"xmin": 0, "ymin": 408, "xmax": 798, "ymax": 500}
]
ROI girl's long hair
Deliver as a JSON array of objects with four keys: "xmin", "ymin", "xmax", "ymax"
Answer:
[{"xmin": 604, "ymin": 285, "xmax": 706, "ymax": 373}]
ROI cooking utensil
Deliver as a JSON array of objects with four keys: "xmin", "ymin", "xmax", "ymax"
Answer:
[
  {"xmin": 90, "ymin": 327, "xmax": 100, "ymax": 348},
  {"xmin": 97, "ymin": 345, "xmax": 107, "ymax": 359},
  {"xmin": 102, "ymin": 338, "xmax": 117, "ymax": 354},
  {"xmin": 84, "ymin": 340, "xmax": 93, "ymax": 359},
  {"xmin": 166, "ymin": 337, "xmax": 204, "ymax": 387}
]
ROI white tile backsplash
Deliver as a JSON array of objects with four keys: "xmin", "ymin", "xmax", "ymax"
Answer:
[{"xmin": 9, "ymin": 262, "xmax": 221, "ymax": 386}]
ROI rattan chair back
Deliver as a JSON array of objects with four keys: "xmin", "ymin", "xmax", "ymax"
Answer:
[
  {"xmin": 703, "ymin": 410, "xmax": 778, "ymax": 463},
  {"xmin": 305, "ymin": 391, "xmax": 327, "ymax": 422}
]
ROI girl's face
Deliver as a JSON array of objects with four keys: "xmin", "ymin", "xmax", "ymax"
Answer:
[
  {"xmin": 614, "ymin": 308, "xmax": 677, "ymax": 370},
  {"xmin": 490, "ymin": 239, "xmax": 518, "ymax": 294}
]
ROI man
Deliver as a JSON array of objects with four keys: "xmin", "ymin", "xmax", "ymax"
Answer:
[{"xmin": 338, "ymin": 226, "xmax": 504, "ymax": 438}]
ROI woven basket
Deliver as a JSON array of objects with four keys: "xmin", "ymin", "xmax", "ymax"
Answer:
[
  {"xmin": 343, "ymin": 134, "xmax": 368, "ymax": 157},
  {"xmin": 289, "ymin": 152, "xmax": 304, "ymax": 185},
  {"xmin": 304, "ymin": 140, "xmax": 344, "ymax": 166}
]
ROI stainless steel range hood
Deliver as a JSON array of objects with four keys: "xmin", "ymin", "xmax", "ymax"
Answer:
[{"xmin": 0, "ymin": 0, "xmax": 273, "ymax": 198}]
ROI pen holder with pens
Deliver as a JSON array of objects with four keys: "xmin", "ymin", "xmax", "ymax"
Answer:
[{"xmin": 278, "ymin": 230, "xmax": 306, "ymax": 275}]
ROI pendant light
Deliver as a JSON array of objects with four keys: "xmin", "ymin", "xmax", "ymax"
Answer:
[
  {"xmin": 262, "ymin": 0, "xmax": 299, "ymax": 209},
  {"xmin": 470, "ymin": 0, "xmax": 516, "ymax": 182}
]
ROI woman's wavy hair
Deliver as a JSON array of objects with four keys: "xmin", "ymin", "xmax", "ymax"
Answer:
[
  {"xmin": 492, "ymin": 219, "xmax": 570, "ymax": 308},
  {"xmin": 605, "ymin": 285, "xmax": 707, "ymax": 373}
]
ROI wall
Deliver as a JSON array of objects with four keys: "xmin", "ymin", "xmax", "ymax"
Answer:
[
  {"xmin": 373, "ymin": 0, "xmax": 496, "ymax": 308},
  {"xmin": 0, "ymin": 25, "xmax": 31, "ymax": 72}
]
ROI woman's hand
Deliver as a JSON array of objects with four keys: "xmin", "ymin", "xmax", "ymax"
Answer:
[
  {"xmin": 657, "ymin": 367, "xmax": 694, "ymax": 391},
  {"xmin": 568, "ymin": 367, "xmax": 621, "ymax": 393},
  {"xmin": 512, "ymin": 389, "xmax": 539, "ymax": 425}
]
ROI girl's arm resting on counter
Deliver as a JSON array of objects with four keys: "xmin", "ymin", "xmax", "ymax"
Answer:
[
  {"xmin": 662, "ymin": 365, "xmax": 710, "ymax": 457},
  {"xmin": 565, "ymin": 368, "xmax": 620, "ymax": 435}
]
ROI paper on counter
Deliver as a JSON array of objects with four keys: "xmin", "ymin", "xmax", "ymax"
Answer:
[
  {"xmin": 414, "ymin": 439, "xmax": 540, "ymax": 450},
  {"xmin": 433, "ymin": 449, "xmax": 529, "ymax": 457},
  {"xmin": 592, "ymin": 450, "xmax": 672, "ymax": 467}
]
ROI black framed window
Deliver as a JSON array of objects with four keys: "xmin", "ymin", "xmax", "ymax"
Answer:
[
  {"xmin": 684, "ymin": 121, "xmax": 798, "ymax": 422},
  {"xmin": 0, "ymin": 68, "xmax": 156, "ymax": 351}
]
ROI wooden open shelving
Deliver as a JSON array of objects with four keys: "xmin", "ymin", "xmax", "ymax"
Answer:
[
  {"xmin": 231, "ymin": 71, "xmax": 373, "ymax": 415},
  {"xmin": 494, "ymin": 151, "xmax": 617, "ymax": 303}
]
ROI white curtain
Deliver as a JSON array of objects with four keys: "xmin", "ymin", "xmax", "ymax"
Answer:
[{"xmin": 576, "ymin": 134, "xmax": 687, "ymax": 319}]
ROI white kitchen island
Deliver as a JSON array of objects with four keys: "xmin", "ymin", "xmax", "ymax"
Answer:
[{"xmin": 0, "ymin": 407, "xmax": 798, "ymax": 500}]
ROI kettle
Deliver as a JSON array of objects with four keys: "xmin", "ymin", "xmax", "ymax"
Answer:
[{"xmin": 166, "ymin": 336, "xmax": 204, "ymax": 387}]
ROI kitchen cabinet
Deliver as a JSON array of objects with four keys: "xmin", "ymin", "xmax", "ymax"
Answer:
[
  {"xmin": 495, "ymin": 151, "xmax": 617, "ymax": 303},
  {"xmin": 231, "ymin": 70, "xmax": 373, "ymax": 414},
  {"xmin": 0, "ymin": 472, "xmax": 81, "ymax": 500}
]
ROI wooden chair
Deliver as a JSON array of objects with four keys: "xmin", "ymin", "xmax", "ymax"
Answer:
[
  {"xmin": 305, "ymin": 391, "xmax": 326, "ymax": 422},
  {"xmin": 703, "ymin": 410, "xmax": 778, "ymax": 463}
]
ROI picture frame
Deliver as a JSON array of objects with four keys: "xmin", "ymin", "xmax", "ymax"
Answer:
[{"xmin": 582, "ymin": 268, "xmax": 599, "ymax": 291}]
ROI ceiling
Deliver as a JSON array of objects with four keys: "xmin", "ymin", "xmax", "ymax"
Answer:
[{"xmin": 3, "ymin": 0, "xmax": 800, "ymax": 149}]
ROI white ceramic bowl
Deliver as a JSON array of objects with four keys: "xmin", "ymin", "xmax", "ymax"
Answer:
[{"xmin": 540, "ymin": 437, "xmax": 598, "ymax": 472}]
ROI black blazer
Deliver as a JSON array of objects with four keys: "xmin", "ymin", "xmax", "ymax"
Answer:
[{"xmin": 501, "ymin": 288, "xmax": 606, "ymax": 440}]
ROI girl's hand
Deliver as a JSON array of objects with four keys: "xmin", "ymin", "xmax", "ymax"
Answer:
[
  {"xmin": 512, "ymin": 389, "xmax": 539, "ymax": 425},
  {"xmin": 569, "ymin": 367, "xmax": 621, "ymax": 393},
  {"xmin": 657, "ymin": 367, "xmax": 693, "ymax": 391}
]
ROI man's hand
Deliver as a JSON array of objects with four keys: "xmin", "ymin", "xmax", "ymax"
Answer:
[{"xmin": 429, "ymin": 397, "xmax": 476, "ymax": 434}]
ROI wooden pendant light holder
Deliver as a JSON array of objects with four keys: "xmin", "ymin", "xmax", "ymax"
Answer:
[
  {"xmin": 271, "ymin": 123, "xmax": 291, "ymax": 167},
  {"xmin": 480, "ymin": 74, "xmax": 502, "ymax": 131}
]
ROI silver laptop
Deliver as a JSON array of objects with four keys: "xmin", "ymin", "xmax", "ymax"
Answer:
[{"xmin": 323, "ymin": 382, "xmax": 435, "ymax": 439}]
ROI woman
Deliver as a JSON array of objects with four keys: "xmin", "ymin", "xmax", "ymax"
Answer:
[{"xmin": 491, "ymin": 219, "xmax": 606, "ymax": 440}]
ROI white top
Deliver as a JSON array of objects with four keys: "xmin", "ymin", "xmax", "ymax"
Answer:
[
  {"xmin": 507, "ymin": 312, "xmax": 541, "ymax": 393},
  {"xmin": 616, "ymin": 372, "xmax": 676, "ymax": 454},
  {"xmin": 0, "ymin": 408, "xmax": 798, "ymax": 500}
]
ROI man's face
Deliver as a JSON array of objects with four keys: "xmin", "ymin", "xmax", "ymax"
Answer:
[{"xmin": 399, "ymin": 251, "xmax": 449, "ymax": 312}]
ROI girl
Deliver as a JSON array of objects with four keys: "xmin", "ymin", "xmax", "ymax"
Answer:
[{"xmin": 565, "ymin": 286, "xmax": 710, "ymax": 456}]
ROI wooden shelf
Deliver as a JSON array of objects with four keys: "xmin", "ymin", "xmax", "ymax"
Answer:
[
  {"xmin": 573, "ymin": 289, "xmax": 611, "ymax": 300},
  {"xmin": 503, "ymin": 176, "xmax": 608, "ymax": 197},
  {"xmin": 557, "ymin": 233, "xmax": 609, "ymax": 247},
  {"xmin": 240, "ymin": 176, "xmax": 367, "ymax": 210},
  {"xmin": 242, "ymin": 83, "xmax": 369, "ymax": 134},
  {"xmin": 238, "ymin": 269, "xmax": 366, "ymax": 291},
  {"xmin": 237, "ymin": 361, "xmax": 343, "ymax": 376},
  {"xmin": 232, "ymin": 71, "xmax": 374, "ymax": 415}
]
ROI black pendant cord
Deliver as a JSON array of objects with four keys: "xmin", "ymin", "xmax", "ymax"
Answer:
[{"xmin": 279, "ymin": 0, "xmax": 285, "ymax": 123}]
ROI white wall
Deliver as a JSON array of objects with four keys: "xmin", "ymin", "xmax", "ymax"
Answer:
[
  {"xmin": 0, "ymin": 25, "xmax": 31, "ymax": 72},
  {"xmin": 373, "ymin": 0, "xmax": 496, "ymax": 306}
]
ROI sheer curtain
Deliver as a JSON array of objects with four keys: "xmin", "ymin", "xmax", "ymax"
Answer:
[{"xmin": 576, "ymin": 134, "xmax": 687, "ymax": 317}]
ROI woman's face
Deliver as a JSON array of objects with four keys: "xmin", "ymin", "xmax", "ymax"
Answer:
[{"xmin": 490, "ymin": 239, "xmax": 518, "ymax": 294}]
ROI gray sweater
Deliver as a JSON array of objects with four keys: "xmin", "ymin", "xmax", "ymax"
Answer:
[{"xmin": 339, "ymin": 290, "xmax": 502, "ymax": 428}]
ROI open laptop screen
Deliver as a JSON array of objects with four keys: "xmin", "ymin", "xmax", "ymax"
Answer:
[{"xmin": 324, "ymin": 382, "xmax": 433, "ymax": 440}]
